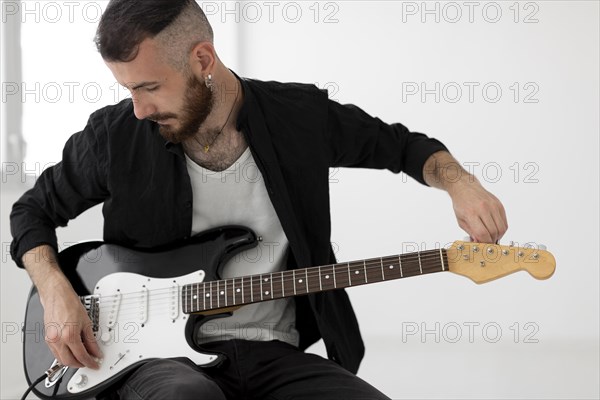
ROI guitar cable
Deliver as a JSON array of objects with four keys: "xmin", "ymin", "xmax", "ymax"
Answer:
[{"xmin": 21, "ymin": 363, "xmax": 64, "ymax": 400}]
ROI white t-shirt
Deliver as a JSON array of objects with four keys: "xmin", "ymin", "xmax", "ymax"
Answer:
[{"xmin": 185, "ymin": 147, "xmax": 299, "ymax": 346}]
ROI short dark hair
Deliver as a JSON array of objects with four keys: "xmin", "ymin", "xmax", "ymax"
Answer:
[{"xmin": 95, "ymin": 0, "xmax": 212, "ymax": 63}]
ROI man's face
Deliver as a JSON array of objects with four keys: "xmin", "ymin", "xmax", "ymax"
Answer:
[{"xmin": 105, "ymin": 39, "xmax": 213, "ymax": 143}]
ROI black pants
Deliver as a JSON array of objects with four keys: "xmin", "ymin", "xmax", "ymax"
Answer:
[{"xmin": 112, "ymin": 339, "xmax": 390, "ymax": 400}]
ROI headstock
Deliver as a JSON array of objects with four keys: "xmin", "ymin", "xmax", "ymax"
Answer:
[{"xmin": 446, "ymin": 241, "xmax": 556, "ymax": 284}]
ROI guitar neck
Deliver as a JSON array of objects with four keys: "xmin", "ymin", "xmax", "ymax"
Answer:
[{"xmin": 182, "ymin": 248, "xmax": 448, "ymax": 314}]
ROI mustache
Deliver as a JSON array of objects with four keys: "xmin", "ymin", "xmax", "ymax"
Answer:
[{"xmin": 147, "ymin": 113, "xmax": 177, "ymax": 122}]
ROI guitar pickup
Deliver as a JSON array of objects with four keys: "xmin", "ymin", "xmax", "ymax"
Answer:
[
  {"xmin": 169, "ymin": 283, "xmax": 179, "ymax": 320},
  {"xmin": 138, "ymin": 286, "xmax": 148, "ymax": 325},
  {"xmin": 106, "ymin": 292, "xmax": 122, "ymax": 329}
]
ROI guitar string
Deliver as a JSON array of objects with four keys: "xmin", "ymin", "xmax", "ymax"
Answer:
[
  {"xmin": 91, "ymin": 253, "xmax": 449, "ymax": 315},
  {"xmin": 92, "ymin": 268, "xmax": 441, "ymax": 321},
  {"xmin": 90, "ymin": 251, "xmax": 448, "ymax": 310},
  {"xmin": 90, "ymin": 250, "xmax": 446, "ymax": 307},
  {"xmin": 97, "ymin": 263, "xmax": 448, "ymax": 320},
  {"xmin": 93, "ymin": 262, "xmax": 447, "ymax": 317}
]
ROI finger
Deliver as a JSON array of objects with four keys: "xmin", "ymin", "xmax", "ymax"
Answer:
[
  {"xmin": 82, "ymin": 324, "xmax": 103, "ymax": 360},
  {"xmin": 69, "ymin": 339, "xmax": 99, "ymax": 369},
  {"xmin": 494, "ymin": 202, "xmax": 509, "ymax": 239},
  {"xmin": 468, "ymin": 214, "xmax": 495, "ymax": 244},
  {"xmin": 56, "ymin": 344, "xmax": 84, "ymax": 368}
]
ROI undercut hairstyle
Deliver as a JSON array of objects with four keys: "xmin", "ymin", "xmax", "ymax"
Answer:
[{"xmin": 95, "ymin": 0, "xmax": 213, "ymax": 70}]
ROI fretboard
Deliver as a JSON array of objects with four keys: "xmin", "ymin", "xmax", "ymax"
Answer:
[{"xmin": 181, "ymin": 249, "xmax": 448, "ymax": 314}]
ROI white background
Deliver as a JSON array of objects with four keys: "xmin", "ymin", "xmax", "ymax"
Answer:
[{"xmin": 1, "ymin": 1, "xmax": 599, "ymax": 399}]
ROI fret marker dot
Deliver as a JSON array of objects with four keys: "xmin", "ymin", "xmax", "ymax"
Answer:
[
  {"xmin": 206, "ymin": 294, "xmax": 210, "ymax": 298},
  {"xmin": 355, "ymin": 271, "xmax": 360, "ymax": 275},
  {"xmin": 220, "ymin": 291, "xmax": 224, "ymax": 295},
  {"xmin": 389, "ymin": 265, "xmax": 394, "ymax": 269},
  {"xmin": 236, "ymin": 288, "xmax": 241, "ymax": 293},
  {"xmin": 265, "ymin": 291, "xmax": 270, "ymax": 295},
  {"xmin": 264, "ymin": 278, "xmax": 269, "ymax": 282},
  {"xmin": 193, "ymin": 295, "xmax": 197, "ymax": 300},
  {"xmin": 325, "ymin": 275, "xmax": 330, "ymax": 279},
  {"xmin": 299, "ymin": 279, "xmax": 303, "ymax": 283}
]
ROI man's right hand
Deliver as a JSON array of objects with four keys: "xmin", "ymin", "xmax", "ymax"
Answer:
[{"xmin": 23, "ymin": 245, "xmax": 102, "ymax": 369}]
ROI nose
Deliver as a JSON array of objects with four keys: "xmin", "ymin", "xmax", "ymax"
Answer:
[{"xmin": 131, "ymin": 94, "xmax": 156, "ymax": 120}]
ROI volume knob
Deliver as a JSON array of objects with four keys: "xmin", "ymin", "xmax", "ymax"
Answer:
[
  {"xmin": 100, "ymin": 331, "xmax": 111, "ymax": 344},
  {"xmin": 74, "ymin": 374, "xmax": 88, "ymax": 387}
]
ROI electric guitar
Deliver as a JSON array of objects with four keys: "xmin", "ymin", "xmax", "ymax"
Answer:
[{"xmin": 22, "ymin": 226, "xmax": 556, "ymax": 399}]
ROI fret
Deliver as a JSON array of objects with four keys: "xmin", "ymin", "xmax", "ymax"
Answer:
[
  {"xmin": 261, "ymin": 274, "xmax": 270, "ymax": 299},
  {"xmin": 292, "ymin": 270, "xmax": 297, "ymax": 295},
  {"xmin": 283, "ymin": 270, "xmax": 295, "ymax": 297},
  {"xmin": 181, "ymin": 285, "xmax": 188, "ymax": 312},
  {"xmin": 191, "ymin": 284, "xmax": 195, "ymax": 312},
  {"xmin": 270, "ymin": 273, "xmax": 274, "ymax": 299},
  {"xmin": 189, "ymin": 283, "xmax": 194, "ymax": 312},
  {"xmin": 272, "ymin": 272, "xmax": 283, "ymax": 299},
  {"xmin": 400, "ymin": 253, "xmax": 421, "ymax": 278},
  {"xmin": 440, "ymin": 248, "xmax": 446, "ymax": 271},
  {"xmin": 203, "ymin": 282, "xmax": 206, "ymax": 311},
  {"xmin": 333, "ymin": 265, "xmax": 337, "ymax": 288},
  {"xmin": 307, "ymin": 268, "xmax": 320, "ymax": 293},
  {"xmin": 219, "ymin": 281, "xmax": 224, "ymax": 308},
  {"xmin": 381, "ymin": 258, "xmax": 385, "ymax": 281},
  {"xmin": 321, "ymin": 265, "xmax": 335, "ymax": 291},
  {"xmin": 281, "ymin": 272, "xmax": 285, "ymax": 297},
  {"xmin": 334, "ymin": 263, "xmax": 350, "ymax": 288},
  {"xmin": 363, "ymin": 260, "xmax": 368, "ymax": 283},
  {"xmin": 240, "ymin": 277, "xmax": 245, "ymax": 304},
  {"xmin": 181, "ymin": 285, "xmax": 189, "ymax": 312},
  {"xmin": 319, "ymin": 266, "xmax": 323, "ymax": 291},
  {"xmin": 193, "ymin": 283, "xmax": 198, "ymax": 312},
  {"xmin": 398, "ymin": 255, "xmax": 403, "ymax": 278},
  {"xmin": 227, "ymin": 278, "xmax": 234, "ymax": 306},
  {"xmin": 237, "ymin": 277, "xmax": 243, "ymax": 304},
  {"xmin": 191, "ymin": 285, "xmax": 196, "ymax": 313},
  {"xmin": 294, "ymin": 269, "xmax": 309, "ymax": 295},
  {"xmin": 347, "ymin": 262, "xmax": 352, "ymax": 286},
  {"xmin": 365, "ymin": 258, "xmax": 385, "ymax": 283},
  {"xmin": 232, "ymin": 278, "xmax": 237, "ymax": 305},
  {"xmin": 219, "ymin": 280, "xmax": 227, "ymax": 307},
  {"xmin": 418, "ymin": 251, "xmax": 423, "ymax": 274},
  {"xmin": 190, "ymin": 285, "xmax": 195, "ymax": 313},
  {"xmin": 209, "ymin": 281, "xmax": 214, "ymax": 309},
  {"xmin": 348, "ymin": 261, "xmax": 367, "ymax": 286},
  {"xmin": 251, "ymin": 275, "xmax": 260, "ymax": 303}
]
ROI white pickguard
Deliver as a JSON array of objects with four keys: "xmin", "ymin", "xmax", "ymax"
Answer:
[{"xmin": 67, "ymin": 269, "xmax": 218, "ymax": 394}]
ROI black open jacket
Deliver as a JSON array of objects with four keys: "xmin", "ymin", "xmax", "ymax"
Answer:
[{"xmin": 10, "ymin": 75, "xmax": 448, "ymax": 373}]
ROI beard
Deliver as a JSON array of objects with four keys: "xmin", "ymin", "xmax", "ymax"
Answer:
[{"xmin": 149, "ymin": 74, "xmax": 214, "ymax": 144}]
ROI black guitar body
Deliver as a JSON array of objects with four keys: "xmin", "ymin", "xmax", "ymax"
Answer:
[{"xmin": 22, "ymin": 226, "xmax": 257, "ymax": 399}]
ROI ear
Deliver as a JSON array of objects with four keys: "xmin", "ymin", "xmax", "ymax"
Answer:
[{"xmin": 188, "ymin": 42, "xmax": 216, "ymax": 79}]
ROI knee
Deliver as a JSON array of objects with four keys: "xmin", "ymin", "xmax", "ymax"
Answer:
[{"xmin": 118, "ymin": 358, "xmax": 226, "ymax": 400}]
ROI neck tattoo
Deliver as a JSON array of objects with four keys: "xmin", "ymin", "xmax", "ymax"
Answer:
[{"xmin": 195, "ymin": 80, "xmax": 239, "ymax": 153}]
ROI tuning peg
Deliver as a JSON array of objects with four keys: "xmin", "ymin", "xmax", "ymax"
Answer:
[{"xmin": 538, "ymin": 244, "xmax": 547, "ymax": 251}]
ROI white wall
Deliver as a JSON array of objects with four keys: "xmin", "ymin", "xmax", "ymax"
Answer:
[{"xmin": 2, "ymin": 1, "xmax": 599, "ymax": 399}]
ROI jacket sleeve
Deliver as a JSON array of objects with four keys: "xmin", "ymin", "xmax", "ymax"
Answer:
[
  {"xmin": 325, "ymin": 99, "xmax": 449, "ymax": 185},
  {"xmin": 9, "ymin": 110, "xmax": 110, "ymax": 268}
]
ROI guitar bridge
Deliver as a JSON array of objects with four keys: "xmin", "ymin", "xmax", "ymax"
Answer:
[{"xmin": 80, "ymin": 295, "xmax": 100, "ymax": 334}]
